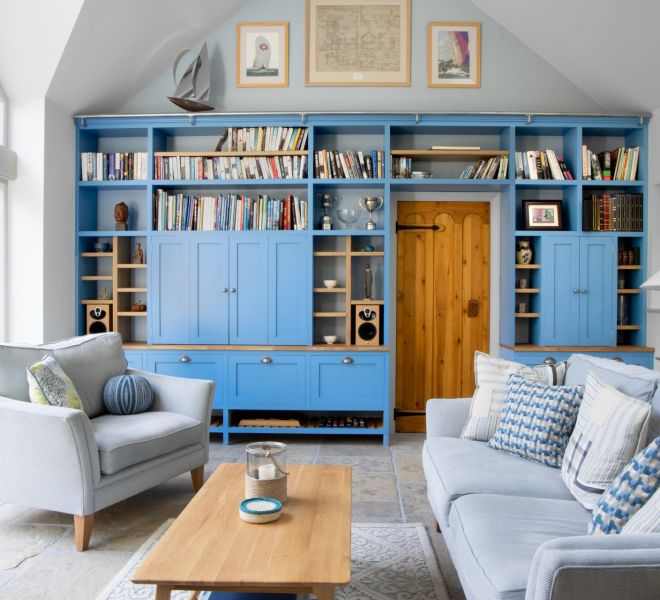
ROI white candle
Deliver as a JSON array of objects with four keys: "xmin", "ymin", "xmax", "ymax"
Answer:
[{"xmin": 258, "ymin": 463, "xmax": 277, "ymax": 480}]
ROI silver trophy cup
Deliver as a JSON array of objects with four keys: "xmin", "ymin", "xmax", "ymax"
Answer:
[
  {"xmin": 316, "ymin": 194, "xmax": 337, "ymax": 230},
  {"xmin": 358, "ymin": 196, "xmax": 384, "ymax": 230}
]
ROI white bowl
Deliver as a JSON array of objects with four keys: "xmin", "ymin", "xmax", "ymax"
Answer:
[
  {"xmin": 323, "ymin": 279, "xmax": 337, "ymax": 288},
  {"xmin": 323, "ymin": 335, "xmax": 337, "ymax": 345}
]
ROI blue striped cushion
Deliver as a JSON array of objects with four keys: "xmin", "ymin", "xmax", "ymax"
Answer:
[
  {"xmin": 487, "ymin": 374, "xmax": 584, "ymax": 468},
  {"xmin": 590, "ymin": 436, "xmax": 660, "ymax": 534},
  {"xmin": 103, "ymin": 374, "xmax": 153, "ymax": 415}
]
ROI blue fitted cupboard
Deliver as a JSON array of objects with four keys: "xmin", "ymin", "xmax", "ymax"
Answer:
[{"xmin": 76, "ymin": 112, "xmax": 654, "ymax": 444}]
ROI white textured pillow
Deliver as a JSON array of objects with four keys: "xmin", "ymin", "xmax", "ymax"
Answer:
[
  {"xmin": 561, "ymin": 373, "xmax": 652, "ymax": 510},
  {"xmin": 460, "ymin": 352, "xmax": 567, "ymax": 441}
]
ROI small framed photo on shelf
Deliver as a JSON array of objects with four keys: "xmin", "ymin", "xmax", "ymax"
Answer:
[
  {"xmin": 236, "ymin": 22, "xmax": 288, "ymax": 87},
  {"xmin": 523, "ymin": 200, "xmax": 564, "ymax": 230},
  {"xmin": 427, "ymin": 22, "xmax": 480, "ymax": 88},
  {"xmin": 306, "ymin": 0, "xmax": 410, "ymax": 86}
]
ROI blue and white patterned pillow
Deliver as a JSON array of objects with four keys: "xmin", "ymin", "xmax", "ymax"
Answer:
[
  {"xmin": 589, "ymin": 436, "xmax": 660, "ymax": 535},
  {"xmin": 487, "ymin": 374, "xmax": 583, "ymax": 468},
  {"xmin": 622, "ymin": 487, "xmax": 660, "ymax": 534},
  {"xmin": 103, "ymin": 374, "xmax": 153, "ymax": 415}
]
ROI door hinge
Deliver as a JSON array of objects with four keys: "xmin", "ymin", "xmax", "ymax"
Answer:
[{"xmin": 395, "ymin": 223, "xmax": 445, "ymax": 234}]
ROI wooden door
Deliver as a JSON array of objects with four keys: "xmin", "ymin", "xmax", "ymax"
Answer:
[{"xmin": 395, "ymin": 202, "xmax": 490, "ymax": 432}]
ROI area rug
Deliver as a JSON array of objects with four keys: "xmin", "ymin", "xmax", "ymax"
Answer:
[{"xmin": 96, "ymin": 520, "xmax": 448, "ymax": 600}]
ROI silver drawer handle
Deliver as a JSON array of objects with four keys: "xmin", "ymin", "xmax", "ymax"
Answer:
[
  {"xmin": 229, "ymin": 287, "xmax": 236, "ymax": 293},
  {"xmin": 221, "ymin": 288, "xmax": 228, "ymax": 293},
  {"xmin": 341, "ymin": 357, "xmax": 353, "ymax": 365},
  {"xmin": 544, "ymin": 357, "xmax": 556, "ymax": 365},
  {"xmin": 179, "ymin": 355, "xmax": 191, "ymax": 363},
  {"xmin": 572, "ymin": 288, "xmax": 579, "ymax": 294},
  {"xmin": 260, "ymin": 356, "xmax": 272, "ymax": 364},
  {"xmin": 581, "ymin": 288, "xmax": 588, "ymax": 294}
]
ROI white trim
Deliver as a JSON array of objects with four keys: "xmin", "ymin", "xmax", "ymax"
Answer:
[{"xmin": 0, "ymin": 181, "xmax": 6, "ymax": 341}]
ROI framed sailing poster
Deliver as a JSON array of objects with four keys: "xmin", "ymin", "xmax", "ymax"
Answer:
[
  {"xmin": 427, "ymin": 22, "xmax": 481, "ymax": 88},
  {"xmin": 236, "ymin": 22, "xmax": 289, "ymax": 87},
  {"xmin": 306, "ymin": 0, "xmax": 410, "ymax": 86}
]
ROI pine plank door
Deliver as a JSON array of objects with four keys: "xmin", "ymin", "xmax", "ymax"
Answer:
[{"xmin": 395, "ymin": 202, "xmax": 490, "ymax": 432}]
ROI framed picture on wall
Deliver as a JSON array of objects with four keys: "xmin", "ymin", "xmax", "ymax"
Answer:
[
  {"xmin": 236, "ymin": 22, "xmax": 289, "ymax": 87},
  {"xmin": 306, "ymin": 0, "xmax": 410, "ymax": 86},
  {"xmin": 427, "ymin": 22, "xmax": 481, "ymax": 88},
  {"xmin": 523, "ymin": 200, "xmax": 564, "ymax": 230}
]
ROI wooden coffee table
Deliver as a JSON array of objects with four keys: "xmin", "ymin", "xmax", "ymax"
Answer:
[{"xmin": 133, "ymin": 463, "xmax": 352, "ymax": 600}]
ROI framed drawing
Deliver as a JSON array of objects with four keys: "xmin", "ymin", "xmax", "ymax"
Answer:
[
  {"xmin": 236, "ymin": 22, "xmax": 289, "ymax": 87},
  {"xmin": 306, "ymin": 0, "xmax": 410, "ymax": 86},
  {"xmin": 523, "ymin": 200, "xmax": 564, "ymax": 230},
  {"xmin": 427, "ymin": 22, "xmax": 480, "ymax": 88}
]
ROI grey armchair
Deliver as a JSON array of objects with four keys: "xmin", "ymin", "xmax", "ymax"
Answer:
[{"xmin": 0, "ymin": 333, "xmax": 213, "ymax": 551}]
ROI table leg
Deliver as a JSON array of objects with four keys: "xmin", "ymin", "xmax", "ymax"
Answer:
[
  {"xmin": 155, "ymin": 585, "xmax": 172, "ymax": 600},
  {"xmin": 314, "ymin": 585, "xmax": 335, "ymax": 600}
]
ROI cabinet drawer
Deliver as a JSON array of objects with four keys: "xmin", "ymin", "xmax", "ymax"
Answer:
[
  {"xmin": 146, "ymin": 351, "xmax": 225, "ymax": 409},
  {"xmin": 124, "ymin": 350, "xmax": 144, "ymax": 371},
  {"xmin": 503, "ymin": 350, "xmax": 654, "ymax": 370},
  {"xmin": 309, "ymin": 353, "xmax": 386, "ymax": 410},
  {"xmin": 227, "ymin": 352, "xmax": 306, "ymax": 408}
]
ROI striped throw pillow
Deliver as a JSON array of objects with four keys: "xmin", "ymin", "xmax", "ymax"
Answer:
[
  {"xmin": 562, "ymin": 373, "xmax": 652, "ymax": 510},
  {"xmin": 103, "ymin": 374, "xmax": 153, "ymax": 415},
  {"xmin": 460, "ymin": 352, "xmax": 567, "ymax": 441},
  {"xmin": 487, "ymin": 374, "xmax": 583, "ymax": 467},
  {"xmin": 590, "ymin": 437, "xmax": 660, "ymax": 534}
]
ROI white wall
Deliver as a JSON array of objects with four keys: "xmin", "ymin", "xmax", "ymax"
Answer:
[{"xmin": 647, "ymin": 108, "xmax": 660, "ymax": 369}]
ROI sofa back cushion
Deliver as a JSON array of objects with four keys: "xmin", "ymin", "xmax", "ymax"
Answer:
[{"xmin": 0, "ymin": 333, "xmax": 127, "ymax": 418}]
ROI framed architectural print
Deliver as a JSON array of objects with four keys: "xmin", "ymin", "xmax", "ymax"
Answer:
[
  {"xmin": 523, "ymin": 200, "xmax": 564, "ymax": 230},
  {"xmin": 236, "ymin": 22, "xmax": 289, "ymax": 87},
  {"xmin": 306, "ymin": 0, "xmax": 410, "ymax": 86},
  {"xmin": 427, "ymin": 22, "xmax": 481, "ymax": 88}
]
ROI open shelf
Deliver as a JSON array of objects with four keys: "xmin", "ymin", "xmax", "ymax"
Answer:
[
  {"xmin": 155, "ymin": 150, "xmax": 307, "ymax": 157},
  {"xmin": 515, "ymin": 264, "xmax": 541, "ymax": 269},
  {"xmin": 515, "ymin": 312, "xmax": 540, "ymax": 318}
]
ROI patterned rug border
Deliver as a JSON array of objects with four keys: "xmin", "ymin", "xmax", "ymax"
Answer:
[{"xmin": 96, "ymin": 519, "xmax": 447, "ymax": 600}]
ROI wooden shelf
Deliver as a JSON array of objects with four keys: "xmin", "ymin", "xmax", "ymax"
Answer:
[
  {"xmin": 117, "ymin": 263, "xmax": 148, "ymax": 269},
  {"xmin": 500, "ymin": 343, "xmax": 655, "ymax": 352},
  {"xmin": 515, "ymin": 312, "xmax": 540, "ymax": 318},
  {"xmin": 313, "ymin": 287, "xmax": 346, "ymax": 293},
  {"xmin": 313, "ymin": 312, "xmax": 346, "ymax": 317},
  {"xmin": 515, "ymin": 264, "xmax": 541, "ymax": 269},
  {"xmin": 80, "ymin": 252, "xmax": 112, "ymax": 258},
  {"xmin": 313, "ymin": 251, "xmax": 345, "ymax": 257},
  {"xmin": 80, "ymin": 275, "xmax": 112, "ymax": 281},
  {"xmin": 80, "ymin": 299, "xmax": 113, "ymax": 304},
  {"xmin": 618, "ymin": 265, "xmax": 641, "ymax": 270},
  {"xmin": 617, "ymin": 325, "xmax": 640, "ymax": 331},
  {"xmin": 350, "ymin": 299, "xmax": 385, "ymax": 305},
  {"xmin": 154, "ymin": 150, "xmax": 307, "ymax": 158},
  {"xmin": 617, "ymin": 289, "xmax": 641, "ymax": 294},
  {"xmin": 350, "ymin": 251, "xmax": 385, "ymax": 257},
  {"xmin": 117, "ymin": 287, "xmax": 147, "ymax": 293},
  {"xmin": 391, "ymin": 149, "xmax": 508, "ymax": 160},
  {"xmin": 515, "ymin": 288, "xmax": 540, "ymax": 293},
  {"xmin": 116, "ymin": 311, "xmax": 148, "ymax": 317}
]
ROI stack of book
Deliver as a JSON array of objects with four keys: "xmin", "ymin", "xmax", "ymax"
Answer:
[
  {"xmin": 391, "ymin": 156, "xmax": 413, "ymax": 178},
  {"xmin": 153, "ymin": 189, "xmax": 308, "ymax": 231},
  {"xmin": 80, "ymin": 152, "xmax": 148, "ymax": 181},
  {"xmin": 583, "ymin": 193, "xmax": 643, "ymax": 231},
  {"xmin": 220, "ymin": 126, "xmax": 308, "ymax": 152},
  {"xmin": 514, "ymin": 150, "xmax": 573, "ymax": 180},
  {"xmin": 460, "ymin": 155, "xmax": 508, "ymax": 179},
  {"xmin": 314, "ymin": 150, "xmax": 384, "ymax": 179},
  {"xmin": 154, "ymin": 154, "xmax": 306, "ymax": 180},
  {"xmin": 582, "ymin": 146, "xmax": 639, "ymax": 181}
]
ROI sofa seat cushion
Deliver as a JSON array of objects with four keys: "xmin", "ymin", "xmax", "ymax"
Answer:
[
  {"xmin": 448, "ymin": 494, "xmax": 590, "ymax": 600},
  {"xmin": 423, "ymin": 437, "xmax": 574, "ymax": 526},
  {"xmin": 92, "ymin": 411, "xmax": 203, "ymax": 475}
]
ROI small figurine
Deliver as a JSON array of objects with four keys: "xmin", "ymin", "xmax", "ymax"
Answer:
[
  {"xmin": 114, "ymin": 202, "xmax": 129, "ymax": 231},
  {"xmin": 361, "ymin": 244, "xmax": 375, "ymax": 252},
  {"xmin": 364, "ymin": 263, "xmax": 373, "ymax": 299},
  {"xmin": 133, "ymin": 242, "xmax": 144, "ymax": 264},
  {"xmin": 99, "ymin": 287, "xmax": 110, "ymax": 300}
]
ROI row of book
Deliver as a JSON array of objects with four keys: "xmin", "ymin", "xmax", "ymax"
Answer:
[
  {"xmin": 583, "ymin": 193, "xmax": 643, "ymax": 232},
  {"xmin": 582, "ymin": 146, "xmax": 639, "ymax": 181},
  {"xmin": 460, "ymin": 156, "xmax": 509, "ymax": 179},
  {"xmin": 219, "ymin": 126, "xmax": 308, "ymax": 152},
  {"xmin": 80, "ymin": 152, "xmax": 148, "ymax": 181},
  {"xmin": 313, "ymin": 150, "xmax": 384, "ymax": 179},
  {"xmin": 514, "ymin": 150, "xmax": 574, "ymax": 180},
  {"xmin": 153, "ymin": 189, "xmax": 308, "ymax": 232},
  {"xmin": 154, "ymin": 155, "xmax": 306, "ymax": 180}
]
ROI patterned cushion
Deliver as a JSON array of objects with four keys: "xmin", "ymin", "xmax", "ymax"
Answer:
[
  {"xmin": 487, "ymin": 374, "xmax": 583, "ymax": 468},
  {"xmin": 26, "ymin": 355, "xmax": 83, "ymax": 410},
  {"xmin": 623, "ymin": 486, "xmax": 660, "ymax": 534},
  {"xmin": 589, "ymin": 437, "xmax": 660, "ymax": 534},
  {"xmin": 562, "ymin": 373, "xmax": 652, "ymax": 509},
  {"xmin": 460, "ymin": 352, "xmax": 567, "ymax": 441},
  {"xmin": 103, "ymin": 374, "xmax": 153, "ymax": 415}
]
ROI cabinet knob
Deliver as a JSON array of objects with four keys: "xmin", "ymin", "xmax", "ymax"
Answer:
[
  {"xmin": 572, "ymin": 288, "xmax": 579, "ymax": 294},
  {"xmin": 341, "ymin": 356, "xmax": 354, "ymax": 365},
  {"xmin": 260, "ymin": 356, "xmax": 272, "ymax": 364},
  {"xmin": 229, "ymin": 288, "xmax": 236, "ymax": 293},
  {"xmin": 221, "ymin": 288, "xmax": 228, "ymax": 293},
  {"xmin": 581, "ymin": 288, "xmax": 588, "ymax": 294},
  {"xmin": 544, "ymin": 357, "xmax": 556, "ymax": 365},
  {"xmin": 179, "ymin": 355, "xmax": 191, "ymax": 363},
  {"xmin": 613, "ymin": 357, "xmax": 625, "ymax": 363}
]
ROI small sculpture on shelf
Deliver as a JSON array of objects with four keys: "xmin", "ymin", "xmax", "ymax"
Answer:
[
  {"xmin": 516, "ymin": 240, "xmax": 533, "ymax": 265},
  {"xmin": 114, "ymin": 202, "xmax": 129, "ymax": 231},
  {"xmin": 131, "ymin": 300, "xmax": 146, "ymax": 312},
  {"xmin": 364, "ymin": 263, "xmax": 373, "ymax": 299},
  {"xmin": 99, "ymin": 287, "xmax": 110, "ymax": 300},
  {"xmin": 133, "ymin": 242, "xmax": 144, "ymax": 264}
]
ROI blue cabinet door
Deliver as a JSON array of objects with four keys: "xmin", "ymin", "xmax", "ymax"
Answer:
[
  {"xmin": 191, "ymin": 237, "xmax": 229, "ymax": 344},
  {"xmin": 540, "ymin": 236, "xmax": 580, "ymax": 345},
  {"xmin": 579, "ymin": 237, "xmax": 616, "ymax": 346},
  {"xmin": 268, "ymin": 236, "xmax": 310, "ymax": 345},
  {"xmin": 150, "ymin": 235, "xmax": 190, "ymax": 343},
  {"xmin": 229, "ymin": 234, "xmax": 268, "ymax": 344}
]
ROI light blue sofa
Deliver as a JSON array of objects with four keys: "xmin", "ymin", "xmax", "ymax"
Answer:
[{"xmin": 423, "ymin": 353, "xmax": 660, "ymax": 600}]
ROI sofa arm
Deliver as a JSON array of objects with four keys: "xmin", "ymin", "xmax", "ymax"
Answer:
[
  {"xmin": 0, "ymin": 396, "xmax": 100, "ymax": 515},
  {"xmin": 425, "ymin": 398, "xmax": 471, "ymax": 439},
  {"xmin": 127, "ymin": 368, "xmax": 214, "ymax": 446},
  {"xmin": 526, "ymin": 534, "xmax": 660, "ymax": 600}
]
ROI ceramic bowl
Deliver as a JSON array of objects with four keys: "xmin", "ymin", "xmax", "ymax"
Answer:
[
  {"xmin": 323, "ymin": 279, "xmax": 337, "ymax": 288},
  {"xmin": 323, "ymin": 335, "xmax": 337, "ymax": 345}
]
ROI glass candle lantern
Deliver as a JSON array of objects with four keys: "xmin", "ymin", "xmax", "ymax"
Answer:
[{"xmin": 245, "ymin": 441, "xmax": 288, "ymax": 503}]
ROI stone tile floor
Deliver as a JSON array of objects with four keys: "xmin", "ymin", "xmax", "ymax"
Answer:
[{"xmin": 0, "ymin": 433, "xmax": 464, "ymax": 600}]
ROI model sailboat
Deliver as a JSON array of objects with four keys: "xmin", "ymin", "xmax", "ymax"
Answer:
[{"xmin": 167, "ymin": 42, "xmax": 214, "ymax": 112}]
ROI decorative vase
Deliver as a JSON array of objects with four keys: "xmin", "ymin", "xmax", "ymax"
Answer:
[{"xmin": 516, "ymin": 240, "xmax": 533, "ymax": 265}]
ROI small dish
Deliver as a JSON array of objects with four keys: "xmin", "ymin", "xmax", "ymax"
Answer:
[
  {"xmin": 323, "ymin": 335, "xmax": 337, "ymax": 345},
  {"xmin": 323, "ymin": 279, "xmax": 337, "ymax": 288},
  {"xmin": 239, "ymin": 497, "xmax": 282, "ymax": 524}
]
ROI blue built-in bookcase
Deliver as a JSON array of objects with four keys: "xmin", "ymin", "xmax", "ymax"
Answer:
[{"xmin": 74, "ymin": 112, "xmax": 653, "ymax": 444}]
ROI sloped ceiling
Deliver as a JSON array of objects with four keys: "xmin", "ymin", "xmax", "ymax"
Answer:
[{"xmin": 470, "ymin": 0, "xmax": 660, "ymax": 113}]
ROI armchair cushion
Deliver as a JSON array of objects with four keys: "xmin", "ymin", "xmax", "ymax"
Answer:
[{"xmin": 91, "ymin": 411, "xmax": 203, "ymax": 475}]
